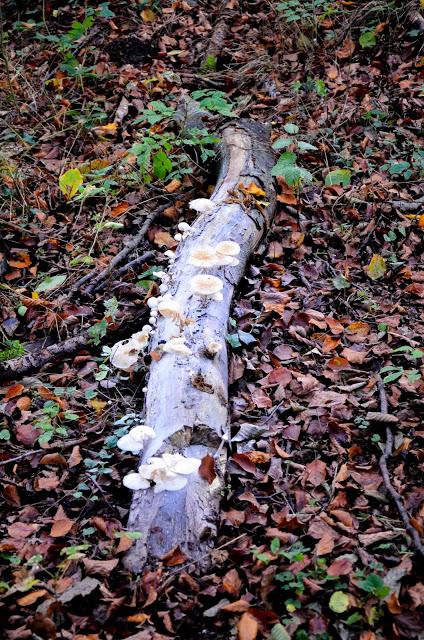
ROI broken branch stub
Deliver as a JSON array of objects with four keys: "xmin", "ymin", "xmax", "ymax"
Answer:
[{"xmin": 124, "ymin": 120, "xmax": 276, "ymax": 572}]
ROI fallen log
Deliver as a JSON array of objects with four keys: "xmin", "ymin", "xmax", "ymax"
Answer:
[{"xmin": 124, "ymin": 119, "xmax": 276, "ymax": 572}]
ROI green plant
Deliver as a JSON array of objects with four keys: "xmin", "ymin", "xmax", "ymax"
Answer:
[
  {"xmin": 0, "ymin": 338, "xmax": 25, "ymax": 361},
  {"xmin": 34, "ymin": 400, "xmax": 79, "ymax": 445},
  {"xmin": 191, "ymin": 90, "xmax": 236, "ymax": 117},
  {"xmin": 271, "ymin": 123, "xmax": 315, "ymax": 188},
  {"xmin": 276, "ymin": 0, "xmax": 338, "ymax": 25}
]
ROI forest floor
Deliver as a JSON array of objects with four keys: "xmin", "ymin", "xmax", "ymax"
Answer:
[{"xmin": 0, "ymin": 1, "xmax": 423, "ymax": 639}]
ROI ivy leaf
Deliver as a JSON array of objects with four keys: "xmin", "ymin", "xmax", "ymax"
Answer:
[
  {"xmin": 270, "ymin": 624, "xmax": 290, "ymax": 640},
  {"xmin": 238, "ymin": 330, "xmax": 256, "ymax": 345},
  {"xmin": 226, "ymin": 333, "xmax": 242, "ymax": 348},
  {"xmin": 297, "ymin": 140, "xmax": 318, "ymax": 151},
  {"xmin": 366, "ymin": 254, "xmax": 387, "ymax": 280},
  {"xmin": 152, "ymin": 151, "xmax": 172, "ymax": 180},
  {"xmin": 59, "ymin": 168, "xmax": 83, "ymax": 200},
  {"xmin": 333, "ymin": 274, "xmax": 351, "ymax": 290},
  {"xmin": 329, "ymin": 591, "xmax": 350, "ymax": 613},
  {"xmin": 359, "ymin": 30, "xmax": 377, "ymax": 48},
  {"xmin": 284, "ymin": 123, "xmax": 299, "ymax": 134},
  {"xmin": 325, "ymin": 169, "xmax": 352, "ymax": 187},
  {"xmin": 35, "ymin": 274, "xmax": 67, "ymax": 293},
  {"xmin": 272, "ymin": 138, "xmax": 293, "ymax": 150}
]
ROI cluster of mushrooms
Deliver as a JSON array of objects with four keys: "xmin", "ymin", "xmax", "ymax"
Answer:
[{"xmin": 109, "ymin": 198, "xmax": 240, "ymax": 492}]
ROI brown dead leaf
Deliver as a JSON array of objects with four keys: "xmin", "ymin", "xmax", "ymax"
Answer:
[
  {"xmin": 199, "ymin": 454, "xmax": 217, "ymax": 484},
  {"xmin": 238, "ymin": 612, "xmax": 258, "ymax": 640},
  {"xmin": 40, "ymin": 453, "xmax": 67, "ymax": 466},
  {"xmin": 336, "ymin": 38, "xmax": 355, "ymax": 59},
  {"xmin": 16, "ymin": 396, "xmax": 32, "ymax": 411},
  {"xmin": 50, "ymin": 519, "xmax": 74, "ymax": 537},
  {"xmin": 221, "ymin": 600, "xmax": 250, "ymax": 613},
  {"xmin": 17, "ymin": 589, "xmax": 48, "ymax": 606},
  {"xmin": 341, "ymin": 347, "xmax": 366, "ymax": 364},
  {"xmin": 83, "ymin": 558, "xmax": 119, "ymax": 576},
  {"xmin": 4, "ymin": 383, "xmax": 24, "ymax": 400},
  {"xmin": 34, "ymin": 474, "xmax": 60, "ymax": 491},
  {"xmin": 222, "ymin": 568, "xmax": 242, "ymax": 596},
  {"xmin": 8, "ymin": 522, "xmax": 38, "ymax": 538},
  {"xmin": 3, "ymin": 484, "xmax": 21, "ymax": 506},
  {"xmin": 164, "ymin": 178, "xmax": 181, "ymax": 193},
  {"xmin": 315, "ymin": 531, "xmax": 335, "ymax": 555},
  {"xmin": 68, "ymin": 445, "xmax": 83, "ymax": 468},
  {"xmin": 151, "ymin": 229, "xmax": 177, "ymax": 249},
  {"xmin": 161, "ymin": 545, "xmax": 187, "ymax": 566},
  {"xmin": 327, "ymin": 556, "xmax": 354, "ymax": 576},
  {"xmin": 303, "ymin": 459, "xmax": 327, "ymax": 487},
  {"xmin": 116, "ymin": 532, "xmax": 135, "ymax": 553}
]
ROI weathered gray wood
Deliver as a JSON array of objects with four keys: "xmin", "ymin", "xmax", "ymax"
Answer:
[{"xmin": 124, "ymin": 120, "xmax": 276, "ymax": 572}]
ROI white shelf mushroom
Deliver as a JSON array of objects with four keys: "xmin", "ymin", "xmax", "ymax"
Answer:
[
  {"xmin": 205, "ymin": 340, "xmax": 223, "ymax": 358},
  {"xmin": 110, "ymin": 339, "xmax": 140, "ymax": 370},
  {"xmin": 162, "ymin": 336, "xmax": 192, "ymax": 356},
  {"xmin": 174, "ymin": 233, "xmax": 183, "ymax": 242},
  {"xmin": 215, "ymin": 240, "xmax": 241, "ymax": 266},
  {"xmin": 178, "ymin": 222, "xmax": 191, "ymax": 233},
  {"xmin": 123, "ymin": 472, "xmax": 150, "ymax": 490},
  {"xmin": 157, "ymin": 296, "xmax": 181, "ymax": 321},
  {"xmin": 189, "ymin": 198, "xmax": 215, "ymax": 214},
  {"xmin": 147, "ymin": 297, "xmax": 159, "ymax": 309},
  {"xmin": 117, "ymin": 425, "xmax": 156, "ymax": 454},
  {"xmin": 190, "ymin": 274, "xmax": 223, "ymax": 301},
  {"xmin": 138, "ymin": 453, "xmax": 201, "ymax": 493},
  {"xmin": 131, "ymin": 331, "xmax": 150, "ymax": 349},
  {"xmin": 189, "ymin": 245, "xmax": 218, "ymax": 269}
]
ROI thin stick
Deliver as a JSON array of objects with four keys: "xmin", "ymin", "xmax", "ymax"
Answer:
[{"xmin": 376, "ymin": 375, "xmax": 424, "ymax": 556}]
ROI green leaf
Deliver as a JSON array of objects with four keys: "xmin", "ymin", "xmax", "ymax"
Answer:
[
  {"xmin": 273, "ymin": 151, "xmax": 297, "ymax": 167},
  {"xmin": 325, "ymin": 169, "xmax": 352, "ymax": 187},
  {"xmin": 0, "ymin": 429, "xmax": 11, "ymax": 441},
  {"xmin": 226, "ymin": 333, "xmax": 242, "ymax": 349},
  {"xmin": 329, "ymin": 590, "xmax": 350, "ymax": 613},
  {"xmin": 238, "ymin": 330, "xmax": 256, "ymax": 345},
  {"xmin": 297, "ymin": 140, "xmax": 318, "ymax": 151},
  {"xmin": 17, "ymin": 305, "xmax": 27, "ymax": 317},
  {"xmin": 357, "ymin": 574, "xmax": 390, "ymax": 598},
  {"xmin": 35, "ymin": 274, "xmax": 67, "ymax": 293},
  {"xmin": 87, "ymin": 318, "xmax": 108, "ymax": 345},
  {"xmin": 359, "ymin": 30, "xmax": 377, "ymax": 49},
  {"xmin": 333, "ymin": 274, "xmax": 351, "ymax": 290},
  {"xmin": 59, "ymin": 168, "xmax": 83, "ymax": 200},
  {"xmin": 152, "ymin": 150, "xmax": 172, "ymax": 180},
  {"xmin": 284, "ymin": 123, "xmax": 299, "ymax": 134},
  {"xmin": 345, "ymin": 612, "xmax": 363, "ymax": 625},
  {"xmin": 272, "ymin": 163, "xmax": 313, "ymax": 187},
  {"xmin": 366, "ymin": 254, "xmax": 387, "ymax": 281},
  {"xmin": 272, "ymin": 138, "xmax": 293, "ymax": 150},
  {"xmin": 270, "ymin": 537, "xmax": 281, "ymax": 554},
  {"xmin": 270, "ymin": 623, "xmax": 291, "ymax": 640}
]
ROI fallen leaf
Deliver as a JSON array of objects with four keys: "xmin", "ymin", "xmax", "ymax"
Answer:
[
  {"xmin": 336, "ymin": 38, "xmax": 355, "ymax": 59},
  {"xmin": 365, "ymin": 254, "xmax": 387, "ymax": 280},
  {"xmin": 50, "ymin": 519, "xmax": 74, "ymax": 537},
  {"xmin": 238, "ymin": 612, "xmax": 258, "ymax": 640},
  {"xmin": 40, "ymin": 453, "xmax": 67, "ymax": 466},
  {"xmin": 303, "ymin": 459, "xmax": 327, "ymax": 487},
  {"xmin": 222, "ymin": 568, "xmax": 242, "ymax": 596},
  {"xmin": 58, "ymin": 577, "xmax": 101, "ymax": 603},
  {"xmin": 8, "ymin": 522, "xmax": 38, "ymax": 538},
  {"xmin": 68, "ymin": 445, "xmax": 82, "ymax": 468},
  {"xmin": 4, "ymin": 383, "xmax": 24, "ymax": 400},
  {"xmin": 83, "ymin": 558, "xmax": 119, "ymax": 576},
  {"xmin": 17, "ymin": 589, "xmax": 48, "ymax": 607},
  {"xmin": 199, "ymin": 454, "xmax": 217, "ymax": 484}
]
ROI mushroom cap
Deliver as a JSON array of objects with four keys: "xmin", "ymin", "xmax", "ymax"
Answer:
[
  {"xmin": 190, "ymin": 274, "xmax": 223, "ymax": 296},
  {"xmin": 129, "ymin": 425, "xmax": 156, "ymax": 442},
  {"xmin": 206, "ymin": 340, "xmax": 223, "ymax": 355},
  {"xmin": 147, "ymin": 297, "xmax": 159, "ymax": 309},
  {"xmin": 123, "ymin": 472, "xmax": 150, "ymax": 490},
  {"xmin": 138, "ymin": 453, "xmax": 201, "ymax": 493},
  {"xmin": 110, "ymin": 339, "xmax": 139, "ymax": 370},
  {"xmin": 162, "ymin": 337, "xmax": 192, "ymax": 356},
  {"xmin": 215, "ymin": 254, "xmax": 239, "ymax": 267},
  {"xmin": 216, "ymin": 240, "xmax": 241, "ymax": 257},
  {"xmin": 188, "ymin": 245, "xmax": 217, "ymax": 268},
  {"xmin": 189, "ymin": 198, "xmax": 214, "ymax": 214},
  {"xmin": 178, "ymin": 222, "xmax": 191, "ymax": 232},
  {"xmin": 131, "ymin": 331, "xmax": 149, "ymax": 349},
  {"xmin": 157, "ymin": 296, "xmax": 181, "ymax": 319}
]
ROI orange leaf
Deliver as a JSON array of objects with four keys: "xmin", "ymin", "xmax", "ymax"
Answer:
[
  {"xmin": 336, "ymin": 37, "xmax": 355, "ymax": 59},
  {"xmin": 199, "ymin": 454, "xmax": 216, "ymax": 484},
  {"xmin": 8, "ymin": 252, "xmax": 31, "ymax": 268},
  {"xmin": 322, "ymin": 336, "xmax": 341, "ymax": 353},
  {"xmin": 238, "ymin": 612, "xmax": 258, "ymax": 640},
  {"xmin": 315, "ymin": 531, "xmax": 335, "ymax": 555},
  {"xmin": 418, "ymin": 214, "xmax": 424, "ymax": 228},
  {"xmin": 16, "ymin": 396, "xmax": 31, "ymax": 411},
  {"xmin": 346, "ymin": 321, "xmax": 370, "ymax": 336},
  {"xmin": 68, "ymin": 445, "xmax": 82, "ymax": 468},
  {"xmin": 327, "ymin": 356, "xmax": 350, "ymax": 370},
  {"xmin": 50, "ymin": 518, "xmax": 74, "ymax": 537},
  {"xmin": 164, "ymin": 179, "xmax": 182, "ymax": 193},
  {"xmin": 17, "ymin": 589, "xmax": 48, "ymax": 607},
  {"xmin": 223, "ymin": 568, "xmax": 242, "ymax": 596},
  {"xmin": 4, "ymin": 383, "xmax": 24, "ymax": 400},
  {"xmin": 239, "ymin": 181, "xmax": 266, "ymax": 197},
  {"xmin": 277, "ymin": 193, "xmax": 297, "ymax": 205},
  {"xmin": 221, "ymin": 600, "xmax": 250, "ymax": 613},
  {"xmin": 110, "ymin": 202, "xmax": 130, "ymax": 218},
  {"xmin": 40, "ymin": 453, "xmax": 67, "ymax": 466}
]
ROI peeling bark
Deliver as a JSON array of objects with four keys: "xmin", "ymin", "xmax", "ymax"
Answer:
[{"xmin": 124, "ymin": 120, "xmax": 276, "ymax": 573}]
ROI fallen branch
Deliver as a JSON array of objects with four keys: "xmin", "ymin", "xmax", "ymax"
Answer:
[
  {"xmin": 69, "ymin": 205, "xmax": 165, "ymax": 297},
  {"xmin": 376, "ymin": 375, "xmax": 424, "ymax": 556},
  {"xmin": 202, "ymin": 3, "xmax": 235, "ymax": 69},
  {"xmin": 0, "ymin": 309, "xmax": 148, "ymax": 381},
  {"xmin": 124, "ymin": 119, "xmax": 276, "ymax": 572},
  {"xmin": 390, "ymin": 196, "xmax": 424, "ymax": 211}
]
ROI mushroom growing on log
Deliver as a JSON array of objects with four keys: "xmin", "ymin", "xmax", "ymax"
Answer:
[{"xmin": 124, "ymin": 119, "xmax": 276, "ymax": 572}]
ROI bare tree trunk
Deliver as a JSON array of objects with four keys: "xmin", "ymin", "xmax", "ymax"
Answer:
[{"xmin": 124, "ymin": 120, "xmax": 276, "ymax": 573}]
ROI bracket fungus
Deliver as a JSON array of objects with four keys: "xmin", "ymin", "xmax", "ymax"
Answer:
[
  {"xmin": 117, "ymin": 425, "xmax": 156, "ymax": 454},
  {"xmin": 110, "ymin": 339, "xmax": 140, "ymax": 371},
  {"xmin": 126, "ymin": 453, "xmax": 201, "ymax": 493},
  {"xmin": 162, "ymin": 336, "xmax": 192, "ymax": 356},
  {"xmin": 189, "ymin": 245, "xmax": 219, "ymax": 269},
  {"xmin": 190, "ymin": 274, "xmax": 224, "ymax": 301},
  {"xmin": 189, "ymin": 198, "xmax": 215, "ymax": 214},
  {"xmin": 157, "ymin": 296, "xmax": 181, "ymax": 321}
]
